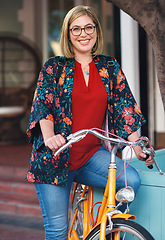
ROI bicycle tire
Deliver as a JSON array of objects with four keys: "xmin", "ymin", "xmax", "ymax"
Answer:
[{"xmin": 85, "ymin": 218, "xmax": 154, "ymax": 240}]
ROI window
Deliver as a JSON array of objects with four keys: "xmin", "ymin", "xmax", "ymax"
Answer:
[{"xmin": 48, "ymin": 0, "xmax": 74, "ymax": 57}]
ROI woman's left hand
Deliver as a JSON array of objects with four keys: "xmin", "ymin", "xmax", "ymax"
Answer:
[
  {"xmin": 133, "ymin": 146, "xmax": 154, "ymax": 167},
  {"xmin": 127, "ymin": 131, "xmax": 154, "ymax": 167}
]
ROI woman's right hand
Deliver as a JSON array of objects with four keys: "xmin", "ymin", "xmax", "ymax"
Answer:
[{"xmin": 45, "ymin": 134, "xmax": 66, "ymax": 152}]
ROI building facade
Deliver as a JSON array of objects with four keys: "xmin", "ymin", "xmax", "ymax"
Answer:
[{"xmin": 0, "ymin": 0, "xmax": 164, "ymax": 148}]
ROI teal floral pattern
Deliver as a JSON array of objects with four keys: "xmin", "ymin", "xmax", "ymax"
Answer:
[{"xmin": 26, "ymin": 55, "xmax": 146, "ymax": 186}]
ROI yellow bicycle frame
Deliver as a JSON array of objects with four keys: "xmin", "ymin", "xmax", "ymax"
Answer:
[
  {"xmin": 95, "ymin": 167, "xmax": 135, "ymax": 240},
  {"xmin": 68, "ymin": 147, "xmax": 136, "ymax": 240}
]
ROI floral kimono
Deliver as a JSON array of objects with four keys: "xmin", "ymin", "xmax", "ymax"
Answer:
[{"xmin": 26, "ymin": 54, "xmax": 146, "ymax": 186}]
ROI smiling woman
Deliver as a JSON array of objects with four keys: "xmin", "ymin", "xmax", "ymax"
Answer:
[
  {"xmin": 60, "ymin": 5, "xmax": 103, "ymax": 59},
  {"xmin": 69, "ymin": 15, "xmax": 97, "ymax": 59},
  {"xmin": 26, "ymin": 5, "xmax": 152, "ymax": 240}
]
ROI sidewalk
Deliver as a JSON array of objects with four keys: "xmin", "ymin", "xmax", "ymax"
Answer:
[
  {"xmin": 0, "ymin": 143, "xmax": 45, "ymax": 240},
  {"xmin": 0, "ymin": 214, "xmax": 44, "ymax": 240}
]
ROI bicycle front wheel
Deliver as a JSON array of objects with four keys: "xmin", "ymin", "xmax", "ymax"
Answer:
[{"xmin": 85, "ymin": 218, "xmax": 154, "ymax": 240}]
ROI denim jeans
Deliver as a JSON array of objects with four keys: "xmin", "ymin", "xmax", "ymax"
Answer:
[{"xmin": 35, "ymin": 146, "xmax": 141, "ymax": 240}]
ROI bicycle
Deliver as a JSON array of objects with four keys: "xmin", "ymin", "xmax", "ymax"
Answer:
[{"xmin": 55, "ymin": 128, "xmax": 163, "ymax": 240}]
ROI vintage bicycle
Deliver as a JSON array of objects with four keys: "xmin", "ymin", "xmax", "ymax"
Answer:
[{"xmin": 55, "ymin": 128, "xmax": 162, "ymax": 240}]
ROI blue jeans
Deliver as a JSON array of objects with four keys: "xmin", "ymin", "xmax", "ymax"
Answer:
[{"xmin": 35, "ymin": 146, "xmax": 141, "ymax": 240}]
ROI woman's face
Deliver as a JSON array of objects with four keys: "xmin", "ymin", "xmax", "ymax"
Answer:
[{"xmin": 69, "ymin": 14, "xmax": 97, "ymax": 57}]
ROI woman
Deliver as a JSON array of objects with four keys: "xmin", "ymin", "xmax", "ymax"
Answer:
[{"xmin": 26, "ymin": 5, "xmax": 153, "ymax": 239}]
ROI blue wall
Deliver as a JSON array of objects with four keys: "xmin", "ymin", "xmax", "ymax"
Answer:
[{"xmin": 129, "ymin": 148, "xmax": 165, "ymax": 240}]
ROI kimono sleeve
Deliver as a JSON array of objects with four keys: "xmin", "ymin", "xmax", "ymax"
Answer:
[
  {"xmin": 108, "ymin": 58, "xmax": 146, "ymax": 139},
  {"xmin": 27, "ymin": 58, "xmax": 57, "ymax": 148}
]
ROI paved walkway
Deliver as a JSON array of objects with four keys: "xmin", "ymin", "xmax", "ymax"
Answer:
[
  {"xmin": 0, "ymin": 143, "xmax": 45, "ymax": 240},
  {"xmin": 0, "ymin": 214, "xmax": 44, "ymax": 240}
]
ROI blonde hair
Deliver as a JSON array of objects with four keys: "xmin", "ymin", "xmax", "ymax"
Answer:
[{"xmin": 60, "ymin": 5, "xmax": 103, "ymax": 58}]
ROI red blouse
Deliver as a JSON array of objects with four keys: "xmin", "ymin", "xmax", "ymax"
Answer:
[{"xmin": 69, "ymin": 60, "xmax": 108, "ymax": 171}]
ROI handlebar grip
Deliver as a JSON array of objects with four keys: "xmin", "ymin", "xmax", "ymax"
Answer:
[
  {"xmin": 148, "ymin": 165, "xmax": 153, "ymax": 169},
  {"xmin": 64, "ymin": 137, "xmax": 69, "ymax": 144},
  {"xmin": 145, "ymin": 153, "xmax": 153, "ymax": 169}
]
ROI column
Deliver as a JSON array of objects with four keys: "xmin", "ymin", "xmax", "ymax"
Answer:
[{"xmin": 120, "ymin": 10, "xmax": 140, "ymax": 159}]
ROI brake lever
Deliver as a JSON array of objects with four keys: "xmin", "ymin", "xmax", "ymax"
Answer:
[
  {"xmin": 54, "ymin": 132, "xmax": 87, "ymax": 156},
  {"xmin": 142, "ymin": 147, "xmax": 163, "ymax": 175}
]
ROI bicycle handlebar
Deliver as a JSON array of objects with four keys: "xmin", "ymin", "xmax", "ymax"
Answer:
[{"xmin": 54, "ymin": 129, "xmax": 163, "ymax": 175}]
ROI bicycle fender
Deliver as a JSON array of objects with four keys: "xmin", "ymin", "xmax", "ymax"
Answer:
[
  {"xmin": 95, "ymin": 211, "xmax": 136, "ymax": 230},
  {"xmin": 112, "ymin": 213, "xmax": 136, "ymax": 220},
  {"xmin": 84, "ymin": 213, "xmax": 136, "ymax": 239},
  {"xmin": 99, "ymin": 213, "xmax": 136, "ymax": 239}
]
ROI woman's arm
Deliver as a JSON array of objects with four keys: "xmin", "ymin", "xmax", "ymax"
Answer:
[
  {"xmin": 40, "ymin": 119, "xmax": 66, "ymax": 152},
  {"xmin": 127, "ymin": 131, "xmax": 154, "ymax": 167}
]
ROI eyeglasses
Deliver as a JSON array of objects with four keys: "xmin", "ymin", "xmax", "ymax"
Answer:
[{"xmin": 69, "ymin": 24, "xmax": 96, "ymax": 36}]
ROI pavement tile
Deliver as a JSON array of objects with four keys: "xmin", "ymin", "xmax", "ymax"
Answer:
[
  {"xmin": 0, "ymin": 214, "xmax": 44, "ymax": 240},
  {"xmin": 0, "ymin": 224, "xmax": 44, "ymax": 240},
  {"xmin": 0, "ymin": 144, "xmax": 45, "ymax": 239}
]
